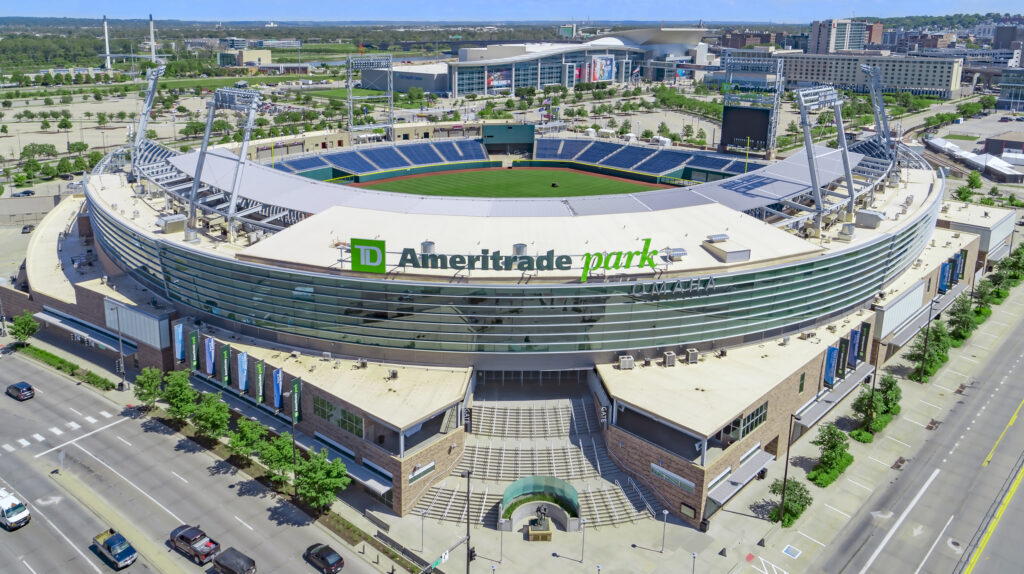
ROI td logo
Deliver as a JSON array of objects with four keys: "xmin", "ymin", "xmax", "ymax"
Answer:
[{"xmin": 351, "ymin": 238, "xmax": 386, "ymax": 273}]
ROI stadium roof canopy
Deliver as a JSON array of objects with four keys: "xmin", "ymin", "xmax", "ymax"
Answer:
[{"xmin": 167, "ymin": 145, "xmax": 862, "ymax": 219}]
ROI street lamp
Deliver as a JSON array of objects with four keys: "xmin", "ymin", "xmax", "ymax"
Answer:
[
  {"xmin": 281, "ymin": 390, "xmax": 298, "ymax": 497},
  {"xmin": 660, "ymin": 508, "xmax": 669, "ymax": 553},
  {"xmin": 918, "ymin": 296, "xmax": 943, "ymax": 382},
  {"xmin": 579, "ymin": 518, "xmax": 587, "ymax": 563},
  {"xmin": 420, "ymin": 509, "xmax": 426, "ymax": 552},
  {"xmin": 691, "ymin": 551, "xmax": 698, "ymax": 573},
  {"xmin": 778, "ymin": 413, "xmax": 802, "ymax": 526},
  {"xmin": 462, "ymin": 470, "xmax": 471, "ymax": 574},
  {"xmin": 498, "ymin": 518, "xmax": 506, "ymax": 563},
  {"xmin": 597, "ymin": 566, "xmax": 602, "ymax": 573}
]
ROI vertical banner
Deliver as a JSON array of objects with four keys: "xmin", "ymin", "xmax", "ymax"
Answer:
[
  {"xmin": 221, "ymin": 345, "xmax": 230, "ymax": 386},
  {"xmin": 273, "ymin": 368, "xmax": 283, "ymax": 408},
  {"xmin": 173, "ymin": 323, "xmax": 185, "ymax": 362},
  {"xmin": 938, "ymin": 262, "xmax": 951, "ymax": 294},
  {"xmin": 237, "ymin": 351, "xmax": 248, "ymax": 393},
  {"xmin": 255, "ymin": 360, "xmax": 265, "ymax": 404},
  {"xmin": 204, "ymin": 337, "xmax": 215, "ymax": 376},
  {"xmin": 824, "ymin": 346, "xmax": 839, "ymax": 388},
  {"xmin": 836, "ymin": 338, "xmax": 850, "ymax": 380},
  {"xmin": 953, "ymin": 253, "xmax": 964, "ymax": 283},
  {"xmin": 959, "ymin": 249, "xmax": 969, "ymax": 280},
  {"xmin": 189, "ymin": 331, "xmax": 199, "ymax": 371},
  {"xmin": 848, "ymin": 330, "xmax": 861, "ymax": 368},
  {"xmin": 292, "ymin": 378, "xmax": 301, "ymax": 422},
  {"xmin": 858, "ymin": 321, "xmax": 871, "ymax": 362}
]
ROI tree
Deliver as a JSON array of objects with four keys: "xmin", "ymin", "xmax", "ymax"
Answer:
[
  {"xmin": 192, "ymin": 392, "xmax": 230, "ymax": 440},
  {"xmin": 9, "ymin": 310, "xmax": 40, "ymax": 346},
  {"xmin": 683, "ymin": 124, "xmax": 694, "ymax": 138},
  {"xmin": 905, "ymin": 323, "xmax": 948, "ymax": 381},
  {"xmin": 40, "ymin": 164, "xmax": 58, "ymax": 179},
  {"xmin": 878, "ymin": 373, "xmax": 902, "ymax": 415},
  {"xmin": 87, "ymin": 151, "xmax": 103, "ymax": 168},
  {"xmin": 69, "ymin": 141, "xmax": 89, "ymax": 155},
  {"xmin": 44, "ymin": 97, "xmax": 54, "ymax": 106},
  {"xmin": 40, "ymin": 119, "xmax": 51, "ymax": 131},
  {"xmin": 852, "ymin": 382, "xmax": 886, "ymax": 426},
  {"xmin": 810, "ymin": 423, "xmax": 849, "ymax": 471},
  {"xmin": 133, "ymin": 367, "xmax": 163, "ymax": 410},
  {"xmin": 954, "ymin": 185, "xmax": 973, "ymax": 202},
  {"xmin": 57, "ymin": 117, "xmax": 72, "ymax": 132},
  {"xmin": 967, "ymin": 170, "xmax": 983, "ymax": 190},
  {"xmin": 980, "ymin": 94, "xmax": 997, "ymax": 110},
  {"xmin": 769, "ymin": 478, "xmax": 812, "ymax": 527},
  {"xmin": 258, "ymin": 432, "xmax": 298, "ymax": 487},
  {"xmin": 162, "ymin": 371, "xmax": 198, "ymax": 424},
  {"xmin": 989, "ymin": 185, "xmax": 1000, "ymax": 197},
  {"xmin": 56, "ymin": 157, "xmax": 72, "ymax": 175},
  {"xmin": 787, "ymin": 120, "xmax": 799, "ymax": 134},
  {"xmin": 228, "ymin": 417, "xmax": 267, "ymax": 467},
  {"xmin": 696, "ymin": 128, "xmax": 707, "ymax": 142},
  {"xmin": 947, "ymin": 293, "xmax": 976, "ymax": 340},
  {"xmin": 73, "ymin": 157, "xmax": 88, "ymax": 172},
  {"xmin": 294, "ymin": 448, "xmax": 351, "ymax": 513},
  {"xmin": 641, "ymin": 129, "xmax": 654, "ymax": 139},
  {"xmin": 407, "ymin": 87, "xmax": 424, "ymax": 101},
  {"xmin": 96, "ymin": 113, "xmax": 108, "ymax": 127},
  {"xmin": 145, "ymin": 129, "xmax": 158, "ymax": 140}
]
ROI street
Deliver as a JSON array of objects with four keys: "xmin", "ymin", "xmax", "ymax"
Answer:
[{"xmin": 0, "ymin": 352, "xmax": 380, "ymax": 574}]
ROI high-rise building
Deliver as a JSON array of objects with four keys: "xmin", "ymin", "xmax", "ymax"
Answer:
[
  {"xmin": 994, "ymin": 26, "xmax": 1024, "ymax": 50},
  {"xmin": 720, "ymin": 30, "xmax": 778, "ymax": 49},
  {"xmin": 865, "ymin": 22, "xmax": 884, "ymax": 45},
  {"xmin": 808, "ymin": 19, "xmax": 867, "ymax": 54},
  {"xmin": 998, "ymin": 68, "xmax": 1024, "ymax": 111}
]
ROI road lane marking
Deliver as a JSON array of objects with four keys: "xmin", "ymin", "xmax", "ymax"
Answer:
[
  {"xmin": 32, "ymin": 434, "xmax": 45, "ymax": 442},
  {"xmin": 0, "ymin": 476, "xmax": 102, "ymax": 574},
  {"xmin": 915, "ymin": 514, "xmax": 954, "ymax": 574},
  {"xmin": 983, "ymin": 395, "xmax": 1024, "ymax": 467},
  {"xmin": 234, "ymin": 515, "xmax": 254, "ymax": 531},
  {"xmin": 965, "ymin": 460, "xmax": 1024, "ymax": 573},
  {"xmin": 116, "ymin": 436, "xmax": 131, "ymax": 446},
  {"xmin": 961, "ymin": 356, "xmax": 978, "ymax": 363},
  {"xmin": 35, "ymin": 417, "xmax": 129, "ymax": 458},
  {"xmin": 858, "ymin": 468, "xmax": 941, "ymax": 574},
  {"xmin": 22, "ymin": 559, "xmax": 38, "ymax": 574},
  {"xmin": 949, "ymin": 370, "xmax": 969, "ymax": 378},
  {"xmin": 17, "ymin": 438, "xmax": 30, "ymax": 447},
  {"xmin": 49, "ymin": 427, "xmax": 63, "ymax": 436},
  {"xmin": 798, "ymin": 531, "xmax": 826, "ymax": 547},
  {"xmin": 171, "ymin": 471, "xmax": 189, "ymax": 484},
  {"xmin": 66, "ymin": 421, "xmax": 80, "ymax": 430},
  {"xmin": 68, "ymin": 407, "xmax": 83, "ymax": 416},
  {"xmin": 824, "ymin": 503, "xmax": 851, "ymax": 518},
  {"xmin": 2, "ymin": 444, "xmax": 14, "ymax": 452},
  {"xmin": 84, "ymin": 416, "xmax": 98, "ymax": 424},
  {"xmin": 904, "ymin": 417, "xmax": 928, "ymax": 427},
  {"xmin": 934, "ymin": 383, "xmax": 954, "ymax": 392},
  {"xmin": 847, "ymin": 478, "xmax": 873, "ymax": 492},
  {"xmin": 99, "ymin": 411, "xmax": 112, "ymax": 418},
  {"xmin": 71, "ymin": 443, "xmax": 184, "ymax": 523}
]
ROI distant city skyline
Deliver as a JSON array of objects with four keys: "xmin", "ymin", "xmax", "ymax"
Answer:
[{"xmin": 4, "ymin": 1, "xmax": 1023, "ymax": 25}]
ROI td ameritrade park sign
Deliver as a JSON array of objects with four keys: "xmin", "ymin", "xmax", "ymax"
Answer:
[{"xmin": 350, "ymin": 237, "xmax": 661, "ymax": 283}]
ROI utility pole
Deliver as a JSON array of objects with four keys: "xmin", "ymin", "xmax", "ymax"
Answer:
[{"xmin": 463, "ymin": 470, "xmax": 472, "ymax": 573}]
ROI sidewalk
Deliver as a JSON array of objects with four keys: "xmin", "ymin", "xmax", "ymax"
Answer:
[{"xmin": 0, "ymin": 327, "xmax": 405, "ymax": 574}]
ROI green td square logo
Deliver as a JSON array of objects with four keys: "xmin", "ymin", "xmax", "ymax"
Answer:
[{"xmin": 350, "ymin": 238, "xmax": 386, "ymax": 273}]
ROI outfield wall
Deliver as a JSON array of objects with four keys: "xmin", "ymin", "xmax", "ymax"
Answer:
[
  {"xmin": 354, "ymin": 161, "xmax": 501, "ymax": 183},
  {"xmin": 512, "ymin": 160, "xmax": 663, "ymax": 184}
]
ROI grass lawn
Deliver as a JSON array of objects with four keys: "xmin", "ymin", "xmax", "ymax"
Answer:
[
  {"xmin": 944, "ymin": 134, "xmax": 979, "ymax": 141},
  {"xmin": 361, "ymin": 168, "xmax": 662, "ymax": 198},
  {"xmin": 308, "ymin": 88, "xmax": 385, "ymax": 99}
]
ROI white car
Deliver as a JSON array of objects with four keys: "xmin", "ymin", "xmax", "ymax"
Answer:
[{"xmin": 0, "ymin": 488, "xmax": 30, "ymax": 530}]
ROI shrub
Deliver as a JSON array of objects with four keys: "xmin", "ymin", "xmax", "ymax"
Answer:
[
  {"xmin": 502, "ymin": 493, "xmax": 577, "ymax": 519},
  {"xmin": 850, "ymin": 429, "xmax": 874, "ymax": 443},
  {"xmin": 807, "ymin": 452, "xmax": 854, "ymax": 488},
  {"xmin": 81, "ymin": 370, "xmax": 116, "ymax": 390},
  {"xmin": 17, "ymin": 345, "xmax": 79, "ymax": 375},
  {"xmin": 869, "ymin": 413, "xmax": 894, "ymax": 433}
]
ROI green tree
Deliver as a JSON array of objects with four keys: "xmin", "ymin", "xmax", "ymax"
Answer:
[
  {"xmin": 57, "ymin": 117, "xmax": 72, "ymax": 132},
  {"xmin": 769, "ymin": 478, "xmax": 812, "ymax": 527},
  {"xmin": 294, "ymin": 448, "xmax": 351, "ymax": 513},
  {"xmin": 56, "ymin": 157, "xmax": 72, "ymax": 175},
  {"xmin": 947, "ymin": 293, "xmax": 976, "ymax": 340},
  {"xmin": 96, "ymin": 113, "xmax": 108, "ymax": 127},
  {"xmin": 878, "ymin": 373, "xmax": 902, "ymax": 415},
  {"xmin": 228, "ymin": 417, "xmax": 267, "ymax": 467},
  {"xmin": 192, "ymin": 392, "xmax": 230, "ymax": 440},
  {"xmin": 980, "ymin": 95, "xmax": 997, "ymax": 110},
  {"xmin": 162, "ymin": 371, "xmax": 198, "ymax": 424},
  {"xmin": 696, "ymin": 128, "xmax": 707, "ymax": 142},
  {"xmin": 68, "ymin": 141, "xmax": 89, "ymax": 155},
  {"xmin": 258, "ymin": 432, "xmax": 298, "ymax": 487},
  {"xmin": 683, "ymin": 124, "xmax": 694, "ymax": 138},
  {"xmin": 9, "ymin": 310, "xmax": 40, "ymax": 346},
  {"xmin": 905, "ymin": 323, "xmax": 948, "ymax": 382},
  {"xmin": 40, "ymin": 164, "xmax": 57, "ymax": 179},
  {"xmin": 851, "ymin": 383, "xmax": 885, "ymax": 428},
  {"xmin": 145, "ymin": 129, "xmax": 158, "ymax": 140},
  {"xmin": 87, "ymin": 151, "xmax": 103, "ymax": 168},
  {"xmin": 641, "ymin": 129, "xmax": 654, "ymax": 139},
  {"xmin": 44, "ymin": 97, "xmax": 54, "ymax": 106},
  {"xmin": 40, "ymin": 119, "xmax": 51, "ymax": 131},
  {"xmin": 989, "ymin": 185, "xmax": 1000, "ymax": 197},
  {"xmin": 787, "ymin": 120, "xmax": 800, "ymax": 134},
  {"xmin": 810, "ymin": 423, "xmax": 849, "ymax": 471},
  {"xmin": 73, "ymin": 157, "xmax": 88, "ymax": 172},
  {"xmin": 954, "ymin": 185, "xmax": 973, "ymax": 202},
  {"xmin": 407, "ymin": 87, "xmax": 425, "ymax": 101},
  {"xmin": 967, "ymin": 170, "xmax": 983, "ymax": 190},
  {"xmin": 133, "ymin": 367, "xmax": 163, "ymax": 410}
]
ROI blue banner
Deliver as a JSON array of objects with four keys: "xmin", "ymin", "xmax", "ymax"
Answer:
[
  {"xmin": 824, "ymin": 346, "xmax": 839, "ymax": 388},
  {"xmin": 204, "ymin": 337, "xmax": 215, "ymax": 376},
  {"xmin": 953, "ymin": 253, "xmax": 964, "ymax": 283},
  {"xmin": 173, "ymin": 323, "xmax": 185, "ymax": 362},
  {"xmin": 938, "ymin": 262, "xmax": 950, "ymax": 294},
  {"xmin": 273, "ymin": 368, "xmax": 283, "ymax": 408},
  {"xmin": 237, "ymin": 352, "xmax": 248, "ymax": 392},
  {"xmin": 848, "ymin": 330, "xmax": 861, "ymax": 368}
]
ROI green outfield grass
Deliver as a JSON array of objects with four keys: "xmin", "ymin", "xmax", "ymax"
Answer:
[{"xmin": 361, "ymin": 168, "xmax": 661, "ymax": 197}]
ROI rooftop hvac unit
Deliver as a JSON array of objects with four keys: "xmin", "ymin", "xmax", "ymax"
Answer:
[
  {"xmin": 686, "ymin": 348, "xmax": 699, "ymax": 364},
  {"xmin": 904, "ymin": 195, "xmax": 914, "ymax": 206},
  {"xmin": 388, "ymin": 369, "xmax": 399, "ymax": 379},
  {"xmin": 356, "ymin": 358, "xmax": 367, "ymax": 369},
  {"xmin": 643, "ymin": 356, "xmax": 652, "ymax": 367},
  {"xmin": 132, "ymin": 210, "xmax": 140, "ymax": 220},
  {"xmin": 322, "ymin": 351, "xmax": 332, "ymax": 361},
  {"xmin": 290, "ymin": 350, "xmax": 300, "ymax": 359},
  {"xmin": 781, "ymin": 336, "xmax": 790, "ymax": 346},
  {"xmin": 618, "ymin": 355, "xmax": 635, "ymax": 370},
  {"xmin": 513, "ymin": 243, "xmax": 528, "ymax": 256},
  {"xmin": 421, "ymin": 241, "xmax": 435, "ymax": 254},
  {"xmin": 663, "ymin": 351, "xmax": 676, "ymax": 367},
  {"xmin": 666, "ymin": 248, "xmax": 687, "ymax": 261},
  {"xmin": 941, "ymin": 203, "xmax": 950, "ymax": 212},
  {"xmin": 705, "ymin": 233, "xmax": 729, "ymax": 243}
]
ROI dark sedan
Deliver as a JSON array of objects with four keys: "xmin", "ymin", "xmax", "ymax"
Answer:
[
  {"xmin": 303, "ymin": 543, "xmax": 344, "ymax": 573},
  {"xmin": 6, "ymin": 382, "xmax": 34, "ymax": 401}
]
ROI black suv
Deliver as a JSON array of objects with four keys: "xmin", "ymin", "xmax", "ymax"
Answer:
[{"xmin": 6, "ymin": 382, "xmax": 34, "ymax": 401}]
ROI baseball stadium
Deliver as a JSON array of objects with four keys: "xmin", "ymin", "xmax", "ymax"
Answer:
[{"xmin": 9, "ymin": 66, "xmax": 1010, "ymax": 536}]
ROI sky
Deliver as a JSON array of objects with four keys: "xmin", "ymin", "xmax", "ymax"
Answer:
[{"xmin": 6, "ymin": 0, "xmax": 1021, "ymax": 24}]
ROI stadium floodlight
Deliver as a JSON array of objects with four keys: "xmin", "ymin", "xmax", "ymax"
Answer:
[{"xmin": 795, "ymin": 85, "xmax": 857, "ymax": 225}]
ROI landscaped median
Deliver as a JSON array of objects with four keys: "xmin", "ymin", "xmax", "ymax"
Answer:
[{"xmin": 14, "ymin": 344, "xmax": 116, "ymax": 390}]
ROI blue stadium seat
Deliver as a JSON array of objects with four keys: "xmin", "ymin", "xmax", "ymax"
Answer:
[
  {"xmin": 600, "ymin": 147, "xmax": 657, "ymax": 169},
  {"xmin": 433, "ymin": 141, "xmax": 461, "ymax": 162},
  {"xmin": 575, "ymin": 141, "xmax": 623, "ymax": 164},
  {"xmin": 361, "ymin": 147, "xmax": 411, "ymax": 170},
  {"xmin": 455, "ymin": 140, "xmax": 487, "ymax": 160},
  {"xmin": 686, "ymin": 155, "xmax": 734, "ymax": 172},
  {"xmin": 283, "ymin": 156, "xmax": 328, "ymax": 171},
  {"xmin": 534, "ymin": 139, "xmax": 561, "ymax": 159},
  {"xmin": 631, "ymin": 150, "xmax": 693, "ymax": 174},
  {"xmin": 272, "ymin": 163, "xmax": 295, "ymax": 172},
  {"xmin": 399, "ymin": 143, "xmax": 444, "ymax": 165},
  {"xmin": 557, "ymin": 140, "xmax": 592, "ymax": 159},
  {"xmin": 323, "ymin": 151, "xmax": 377, "ymax": 174}
]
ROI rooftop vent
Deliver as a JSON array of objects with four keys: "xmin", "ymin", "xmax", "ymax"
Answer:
[
  {"xmin": 618, "ymin": 355, "xmax": 635, "ymax": 370},
  {"xmin": 663, "ymin": 351, "xmax": 676, "ymax": 367},
  {"xmin": 389, "ymin": 369, "xmax": 399, "ymax": 379},
  {"xmin": 513, "ymin": 243, "xmax": 528, "ymax": 256},
  {"xmin": 686, "ymin": 348, "xmax": 699, "ymax": 364},
  {"xmin": 666, "ymin": 248, "xmax": 687, "ymax": 261},
  {"xmin": 705, "ymin": 233, "xmax": 729, "ymax": 243},
  {"xmin": 421, "ymin": 241, "xmax": 435, "ymax": 254}
]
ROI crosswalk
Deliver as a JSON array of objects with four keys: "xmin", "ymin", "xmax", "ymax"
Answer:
[{"xmin": 1, "ymin": 408, "xmax": 118, "ymax": 454}]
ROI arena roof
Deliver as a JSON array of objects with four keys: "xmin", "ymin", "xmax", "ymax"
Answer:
[{"xmin": 166, "ymin": 144, "xmax": 862, "ymax": 218}]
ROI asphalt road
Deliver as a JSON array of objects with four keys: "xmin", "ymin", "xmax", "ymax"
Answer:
[
  {"xmin": 811, "ymin": 303, "xmax": 1024, "ymax": 574},
  {"xmin": 0, "ymin": 353, "xmax": 380, "ymax": 574}
]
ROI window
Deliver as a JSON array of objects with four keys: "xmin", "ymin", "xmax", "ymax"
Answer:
[
  {"xmin": 799, "ymin": 373, "xmax": 805, "ymax": 394},
  {"xmin": 740, "ymin": 402, "xmax": 768, "ymax": 437},
  {"xmin": 679, "ymin": 503, "xmax": 696, "ymax": 519},
  {"xmin": 313, "ymin": 396, "xmax": 364, "ymax": 438}
]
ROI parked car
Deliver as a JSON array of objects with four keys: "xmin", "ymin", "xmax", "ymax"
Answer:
[
  {"xmin": 20, "ymin": 224, "xmax": 35, "ymax": 234},
  {"xmin": 93, "ymin": 528, "xmax": 138, "ymax": 569},
  {"xmin": 0, "ymin": 488, "xmax": 30, "ymax": 530},
  {"xmin": 11, "ymin": 190, "xmax": 35, "ymax": 197},
  {"xmin": 303, "ymin": 543, "xmax": 344, "ymax": 573},
  {"xmin": 169, "ymin": 524, "xmax": 220, "ymax": 565},
  {"xmin": 6, "ymin": 382, "xmax": 34, "ymax": 401},
  {"xmin": 59, "ymin": 173, "xmax": 74, "ymax": 181},
  {"xmin": 1016, "ymin": 117, "xmax": 1024, "ymax": 122},
  {"xmin": 211, "ymin": 547, "xmax": 256, "ymax": 574}
]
